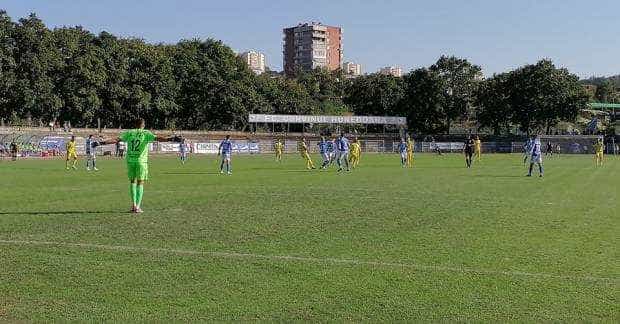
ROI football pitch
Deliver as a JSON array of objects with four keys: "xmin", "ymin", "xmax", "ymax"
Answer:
[{"xmin": 1, "ymin": 153, "xmax": 618, "ymax": 321}]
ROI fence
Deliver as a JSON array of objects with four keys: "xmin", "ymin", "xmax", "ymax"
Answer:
[{"xmin": 1, "ymin": 133, "xmax": 618, "ymax": 158}]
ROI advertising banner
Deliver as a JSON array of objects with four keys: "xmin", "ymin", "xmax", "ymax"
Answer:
[
  {"xmin": 193, "ymin": 142, "xmax": 260, "ymax": 154},
  {"xmin": 39, "ymin": 136, "xmax": 66, "ymax": 150},
  {"xmin": 194, "ymin": 143, "xmax": 219, "ymax": 154},
  {"xmin": 249, "ymin": 114, "xmax": 406, "ymax": 125}
]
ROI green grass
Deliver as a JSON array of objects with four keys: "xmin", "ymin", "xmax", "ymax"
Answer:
[{"xmin": 0, "ymin": 153, "xmax": 618, "ymax": 321}]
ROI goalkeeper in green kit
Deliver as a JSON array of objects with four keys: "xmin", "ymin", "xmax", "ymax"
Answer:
[{"xmin": 101, "ymin": 118, "xmax": 182, "ymax": 213}]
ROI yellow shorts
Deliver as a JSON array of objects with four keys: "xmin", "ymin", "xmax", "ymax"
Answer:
[{"xmin": 66, "ymin": 151, "xmax": 77, "ymax": 159}]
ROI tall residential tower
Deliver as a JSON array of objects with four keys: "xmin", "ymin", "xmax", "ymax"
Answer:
[
  {"xmin": 239, "ymin": 50, "xmax": 266, "ymax": 75},
  {"xmin": 283, "ymin": 22, "xmax": 342, "ymax": 77}
]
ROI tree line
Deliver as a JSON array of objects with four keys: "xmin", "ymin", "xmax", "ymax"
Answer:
[{"xmin": 0, "ymin": 11, "xmax": 590, "ymax": 134}]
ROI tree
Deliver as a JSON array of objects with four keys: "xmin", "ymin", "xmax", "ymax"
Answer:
[
  {"xmin": 429, "ymin": 56, "xmax": 482, "ymax": 133},
  {"xmin": 11, "ymin": 13, "xmax": 63, "ymax": 124},
  {"xmin": 296, "ymin": 68, "xmax": 349, "ymax": 106},
  {"xmin": 508, "ymin": 59, "xmax": 588, "ymax": 134},
  {"xmin": 399, "ymin": 68, "xmax": 446, "ymax": 133},
  {"xmin": 53, "ymin": 26, "xmax": 106, "ymax": 127},
  {"xmin": 0, "ymin": 11, "xmax": 17, "ymax": 121},
  {"xmin": 255, "ymin": 73, "xmax": 316, "ymax": 115},
  {"xmin": 172, "ymin": 39, "xmax": 268, "ymax": 130},
  {"xmin": 344, "ymin": 73, "xmax": 404, "ymax": 116},
  {"xmin": 94, "ymin": 31, "xmax": 131, "ymax": 127},
  {"xmin": 595, "ymin": 80, "xmax": 617, "ymax": 103},
  {"xmin": 475, "ymin": 73, "xmax": 512, "ymax": 135}
]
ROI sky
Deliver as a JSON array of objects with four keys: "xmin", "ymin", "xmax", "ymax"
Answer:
[{"xmin": 2, "ymin": 0, "xmax": 619, "ymax": 78}]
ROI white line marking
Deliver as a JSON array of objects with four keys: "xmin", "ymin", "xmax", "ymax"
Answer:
[{"xmin": 0, "ymin": 239, "xmax": 617, "ymax": 283}]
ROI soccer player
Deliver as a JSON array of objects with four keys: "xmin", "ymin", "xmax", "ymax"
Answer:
[
  {"xmin": 318, "ymin": 137, "xmax": 330, "ymax": 169},
  {"xmin": 298, "ymin": 137, "xmax": 316, "ymax": 170},
  {"xmin": 336, "ymin": 132, "xmax": 350, "ymax": 172},
  {"xmin": 406, "ymin": 135, "xmax": 414, "ymax": 167},
  {"xmin": 593, "ymin": 138, "xmax": 604, "ymax": 167},
  {"xmin": 474, "ymin": 135, "xmax": 482, "ymax": 162},
  {"xmin": 274, "ymin": 139, "xmax": 284, "ymax": 162},
  {"xmin": 9, "ymin": 141, "xmax": 18, "ymax": 161},
  {"xmin": 349, "ymin": 138, "xmax": 361, "ymax": 169},
  {"xmin": 179, "ymin": 138, "xmax": 188, "ymax": 165},
  {"xmin": 85, "ymin": 134, "xmax": 99, "ymax": 171},
  {"xmin": 527, "ymin": 136, "xmax": 544, "ymax": 177},
  {"xmin": 523, "ymin": 137, "xmax": 534, "ymax": 165},
  {"xmin": 179, "ymin": 138, "xmax": 189, "ymax": 165},
  {"xmin": 464, "ymin": 136, "xmax": 474, "ymax": 168},
  {"xmin": 218, "ymin": 135, "xmax": 233, "ymax": 174},
  {"xmin": 65, "ymin": 136, "xmax": 78, "ymax": 170},
  {"xmin": 100, "ymin": 118, "xmax": 181, "ymax": 213},
  {"xmin": 398, "ymin": 138, "xmax": 407, "ymax": 167},
  {"xmin": 329, "ymin": 137, "xmax": 338, "ymax": 166},
  {"xmin": 545, "ymin": 141, "xmax": 554, "ymax": 157},
  {"xmin": 431, "ymin": 139, "xmax": 442, "ymax": 155}
]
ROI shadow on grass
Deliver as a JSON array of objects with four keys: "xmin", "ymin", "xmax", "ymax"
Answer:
[
  {"xmin": 0, "ymin": 210, "xmax": 123, "ymax": 215},
  {"xmin": 463, "ymin": 174, "xmax": 525, "ymax": 179},
  {"xmin": 161, "ymin": 172, "xmax": 221, "ymax": 175}
]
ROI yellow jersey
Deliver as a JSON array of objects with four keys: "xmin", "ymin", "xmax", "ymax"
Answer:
[
  {"xmin": 474, "ymin": 139, "xmax": 481, "ymax": 150},
  {"xmin": 406, "ymin": 139, "xmax": 414, "ymax": 152},
  {"xmin": 350, "ymin": 142, "xmax": 361, "ymax": 155},
  {"xmin": 298, "ymin": 141, "xmax": 308, "ymax": 153},
  {"xmin": 66, "ymin": 140, "xmax": 76, "ymax": 153},
  {"xmin": 274, "ymin": 142, "xmax": 283, "ymax": 152},
  {"xmin": 594, "ymin": 142, "xmax": 604, "ymax": 153}
]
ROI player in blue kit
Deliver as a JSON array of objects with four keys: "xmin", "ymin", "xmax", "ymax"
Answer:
[
  {"xmin": 328, "ymin": 138, "xmax": 337, "ymax": 166},
  {"xmin": 179, "ymin": 138, "xmax": 188, "ymax": 165},
  {"xmin": 336, "ymin": 133, "xmax": 350, "ymax": 172},
  {"xmin": 398, "ymin": 138, "xmax": 408, "ymax": 167},
  {"xmin": 527, "ymin": 136, "xmax": 544, "ymax": 177},
  {"xmin": 218, "ymin": 135, "xmax": 233, "ymax": 175},
  {"xmin": 318, "ymin": 137, "xmax": 330, "ymax": 169},
  {"xmin": 85, "ymin": 134, "xmax": 100, "ymax": 171}
]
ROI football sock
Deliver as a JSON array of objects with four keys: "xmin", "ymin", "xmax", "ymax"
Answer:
[
  {"xmin": 130, "ymin": 183, "xmax": 137, "ymax": 205},
  {"xmin": 136, "ymin": 184, "xmax": 144, "ymax": 207}
]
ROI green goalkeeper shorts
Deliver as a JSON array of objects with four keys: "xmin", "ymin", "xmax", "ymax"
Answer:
[{"xmin": 127, "ymin": 162, "xmax": 148, "ymax": 181}]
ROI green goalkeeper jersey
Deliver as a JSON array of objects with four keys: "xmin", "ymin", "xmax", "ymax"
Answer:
[{"xmin": 120, "ymin": 129, "xmax": 156, "ymax": 163}]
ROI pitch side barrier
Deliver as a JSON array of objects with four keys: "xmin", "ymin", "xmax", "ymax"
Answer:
[{"xmin": 2, "ymin": 132, "xmax": 617, "ymax": 158}]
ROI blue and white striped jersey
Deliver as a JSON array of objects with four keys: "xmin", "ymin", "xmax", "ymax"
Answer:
[
  {"xmin": 337, "ymin": 137, "xmax": 349, "ymax": 151},
  {"xmin": 317, "ymin": 141, "xmax": 328, "ymax": 154},
  {"xmin": 531, "ymin": 139, "xmax": 542, "ymax": 156},
  {"xmin": 398, "ymin": 142, "xmax": 407, "ymax": 153},
  {"xmin": 85, "ymin": 138, "xmax": 98, "ymax": 154},
  {"xmin": 219, "ymin": 140, "xmax": 232, "ymax": 154}
]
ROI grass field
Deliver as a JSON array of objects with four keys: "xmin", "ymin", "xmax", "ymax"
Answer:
[{"xmin": 0, "ymin": 153, "xmax": 618, "ymax": 321}]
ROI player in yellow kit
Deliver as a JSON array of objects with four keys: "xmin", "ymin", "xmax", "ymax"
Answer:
[
  {"xmin": 298, "ymin": 138, "xmax": 316, "ymax": 170},
  {"xmin": 594, "ymin": 138, "xmax": 604, "ymax": 166},
  {"xmin": 274, "ymin": 139, "xmax": 284, "ymax": 162},
  {"xmin": 349, "ymin": 138, "xmax": 361, "ymax": 168},
  {"xmin": 65, "ymin": 135, "xmax": 78, "ymax": 170},
  {"xmin": 406, "ymin": 135, "xmax": 414, "ymax": 167},
  {"xmin": 474, "ymin": 135, "xmax": 482, "ymax": 162}
]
